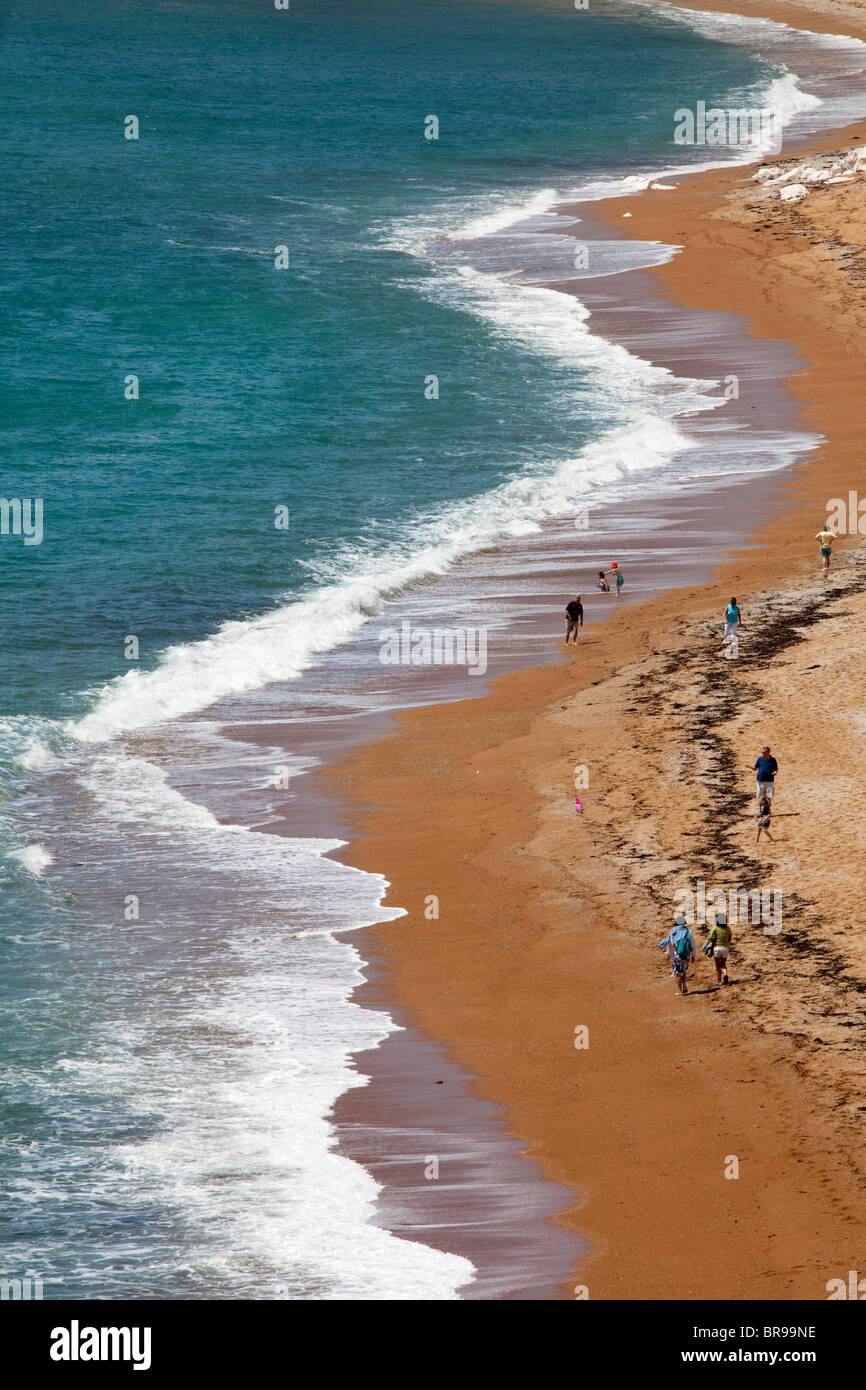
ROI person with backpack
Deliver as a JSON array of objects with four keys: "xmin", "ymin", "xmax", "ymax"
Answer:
[
  {"xmin": 659, "ymin": 910, "xmax": 697, "ymax": 995},
  {"xmin": 707, "ymin": 912, "xmax": 733, "ymax": 987}
]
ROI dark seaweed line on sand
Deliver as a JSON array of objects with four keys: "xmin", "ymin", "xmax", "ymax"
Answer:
[{"xmin": 606, "ymin": 558, "xmax": 866, "ymax": 1101}]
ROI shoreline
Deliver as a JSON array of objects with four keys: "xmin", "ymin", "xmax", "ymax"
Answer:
[
  {"xmin": 333, "ymin": 944, "xmax": 586, "ymax": 1299},
  {"xmin": 327, "ymin": 25, "xmax": 866, "ymax": 1296},
  {"xmin": 223, "ymin": 459, "xmax": 796, "ymax": 1297}
]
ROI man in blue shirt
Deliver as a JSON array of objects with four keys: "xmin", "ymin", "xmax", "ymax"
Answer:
[{"xmin": 753, "ymin": 746, "xmax": 779, "ymax": 801}]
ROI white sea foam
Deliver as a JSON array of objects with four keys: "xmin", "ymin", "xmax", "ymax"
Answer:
[
  {"xmin": 10, "ymin": 844, "xmax": 54, "ymax": 876},
  {"xmin": 51, "ymin": 751, "xmax": 470, "ymax": 1298},
  {"xmin": 445, "ymin": 187, "xmax": 559, "ymax": 241},
  {"xmin": 79, "ymin": 755, "xmax": 238, "ymax": 831},
  {"xmin": 18, "ymin": 743, "xmax": 53, "ymax": 771},
  {"xmin": 420, "ymin": 266, "xmax": 718, "ymax": 415}
]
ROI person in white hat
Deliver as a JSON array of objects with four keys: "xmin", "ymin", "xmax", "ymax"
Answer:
[{"xmin": 659, "ymin": 910, "xmax": 696, "ymax": 995}]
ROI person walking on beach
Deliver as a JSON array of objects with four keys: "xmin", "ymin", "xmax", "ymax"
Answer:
[
  {"xmin": 723, "ymin": 596, "xmax": 742, "ymax": 646},
  {"xmin": 610, "ymin": 562, "xmax": 624, "ymax": 599},
  {"xmin": 815, "ymin": 524, "xmax": 836, "ymax": 574},
  {"xmin": 707, "ymin": 912, "xmax": 733, "ymax": 987},
  {"xmin": 752, "ymin": 745, "xmax": 778, "ymax": 802},
  {"xmin": 756, "ymin": 796, "xmax": 774, "ymax": 844},
  {"xmin": 565, "ymin": 595, "xmax": 583, "ymax": 644},
  {"xmin": 659, "ymin": 910, "xmax": 697, "ymax": 996},
  {"xmin": 596, "ymin": 570, "xmax": 609, "ymax": 593}
]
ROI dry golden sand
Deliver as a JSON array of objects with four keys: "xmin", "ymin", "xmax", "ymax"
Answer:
[
  {"xmin": 336, "ymin": 572, "xmax": 866, "ymax": 1299},
  {"xmin": 331, "ymin": 15, "xmax": 866, "ymax": 1299}
]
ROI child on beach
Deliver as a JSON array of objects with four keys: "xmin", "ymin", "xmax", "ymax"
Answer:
[
  {"xmin": 610, "ymin": 563, "xmax": 624, "ymax": 598},
  {"xmin": 756, "ymin": 796, "xmax": 774, "ymax": 843},
  {"xmin": 659, "ymin": 912, "xmax": 697, "ymax": 996},
  {"xmin": 723, "ymin": 597, "xmax": 742, "ymax": 645},
  {"xmin": 596, "ymin": 571, "xmax": 609, "ymax": 592}
]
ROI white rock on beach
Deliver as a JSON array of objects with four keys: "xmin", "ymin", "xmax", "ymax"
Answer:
[
  {"xmin": 775, "ymin": 168, "xmax": 812, "ymax": 186},
  {"xmin": 780, "ymin": 183, "xmax": 809, "ymax": 203},
  {"xmin": 756, "ymin": 146, "xmax": 866, "ymax": 193}
]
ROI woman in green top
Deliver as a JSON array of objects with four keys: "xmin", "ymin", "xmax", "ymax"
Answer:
[{"xmin": 708, "ymin": 916, "xmax": 733, "ymax": 987}]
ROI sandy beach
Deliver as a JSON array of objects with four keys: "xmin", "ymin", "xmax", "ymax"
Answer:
[{"xmin": 330, "ymin": 4, "xmax": 866, "ymax": 1299}]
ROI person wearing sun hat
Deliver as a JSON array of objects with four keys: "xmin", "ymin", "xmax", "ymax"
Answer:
[{"xmin": 659, "ymin": 909, "xmax": 696, "ymax": 995}]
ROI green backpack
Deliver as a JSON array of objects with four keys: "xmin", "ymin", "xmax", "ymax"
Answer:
[{"xmin": 674, "ymin": 928, "xmax": 691, "ymax": 959}]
